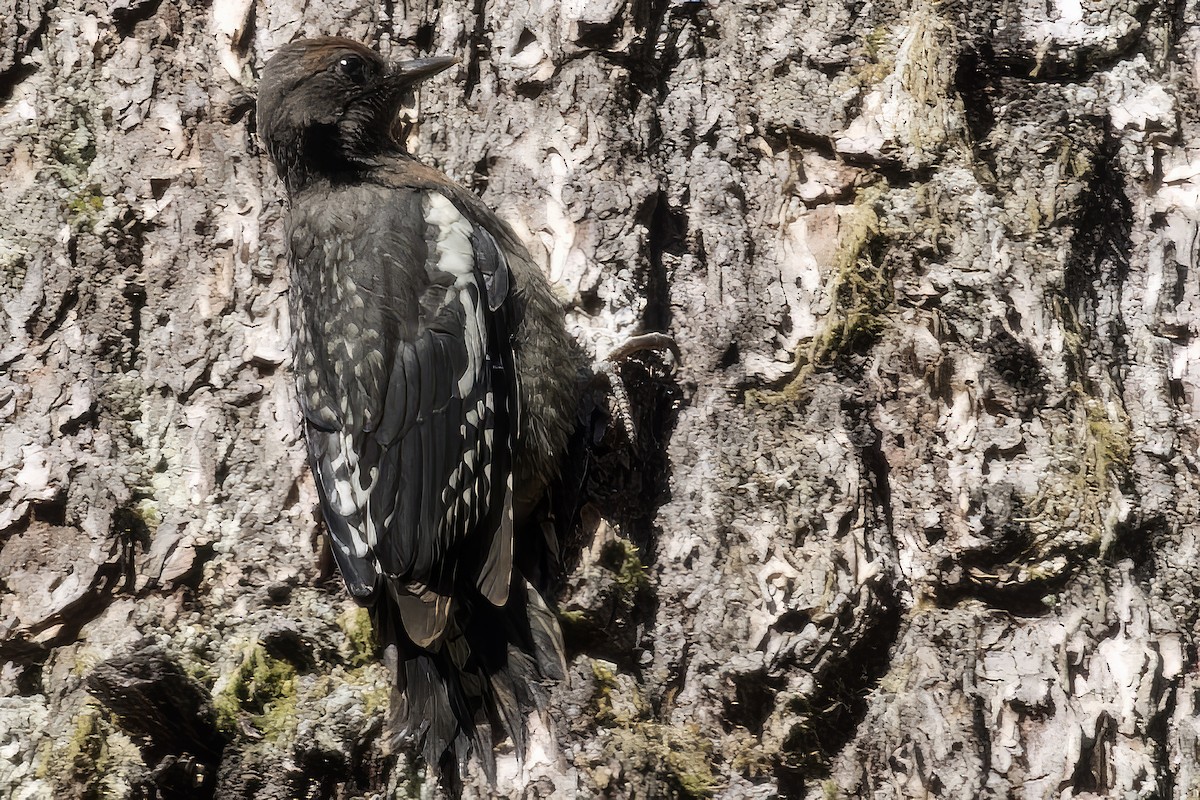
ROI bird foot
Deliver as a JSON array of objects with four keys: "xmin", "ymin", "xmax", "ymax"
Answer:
[
  {"xmin": 602, "ymin": 332, "xmax": 679, "ymax": 365},
  {"xmin": 591, "ymin": 332, "xmax": 678, "ymax": 442}
]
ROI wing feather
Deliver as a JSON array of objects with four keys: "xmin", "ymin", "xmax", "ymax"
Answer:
[
  {"xmin": 299, "ymin": 187, "xmax": 519, "ymax": 646},
  {"xmin": 307, "ymin": 431, "xmax": 379, "ymax": 598}
]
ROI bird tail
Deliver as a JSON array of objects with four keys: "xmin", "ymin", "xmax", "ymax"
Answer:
[{"xmin": 377, "ymin": 578, "xmax": 565, "ymax": 791}]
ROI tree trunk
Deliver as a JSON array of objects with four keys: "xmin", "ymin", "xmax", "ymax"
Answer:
[{"xmin": 2, "ymin": 0, "xmax": 1198, "ymax": 797}]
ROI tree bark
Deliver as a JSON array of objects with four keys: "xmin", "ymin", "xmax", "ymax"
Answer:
[{"xmin": 2, "ymin": 0, "xmax": 1199, "ymax": 797}]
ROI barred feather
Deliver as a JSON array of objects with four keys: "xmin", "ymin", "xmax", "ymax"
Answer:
[{"xmin": 262, "ymin": 37, "xmax": 576, "ymax": 792}]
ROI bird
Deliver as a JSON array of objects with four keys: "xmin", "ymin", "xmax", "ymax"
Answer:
[{"xmin": 255, "ymin": 36, "xmax": 582, "ymax": 787}]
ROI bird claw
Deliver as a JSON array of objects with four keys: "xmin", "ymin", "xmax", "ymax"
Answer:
[
  {"xmin": 591, "ymin": 331, "xmax": 678, "ymax": 442},
  {"xmin": 601, "ymin": 332, "xmax": 680, "ymax": 366}
]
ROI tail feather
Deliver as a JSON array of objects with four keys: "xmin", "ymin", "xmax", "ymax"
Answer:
[
  {"xmin": 387, "ymin": 648, "xmax": 458, "ymax": 767},
  {"xmin": 486, "ymin": 656, "xmax": 529, "ymax": 759},
  {"xmin": 525, "ymin": 584, "xmax": 567, "ymax": 681},
  {"xmin": 468, "ymin": 720, "xmax": 496, "ymax": 784},
  {"xmin": 375, "ymin": 577, "xmax": 564, "ymax": 791}
]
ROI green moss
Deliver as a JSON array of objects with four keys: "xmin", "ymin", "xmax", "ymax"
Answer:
[
  {"xmin": 45, "ymin": 97, "xmax": 103, "ymax": 223},
  {"xmin": 810, "ymin": 253, "xmax": 888, "ymax": 365},
  {"xmin": 1084, "ymin": 397, "xmax": 1131, "ymax": 493},
  {"xmin": 608, "ymin": 720, "xmax": 717, "ymax": 798},
  {"xmin": 557, "ymin": 608, "xmax": 593, "ymax": 639},
  {"xmin": 360, "ymin": 678, "xmax": 391, "ymax": 717},
  {"xmin": 851, "ymin": 24, "xmax": 896, "ymax": 87},
  {"xmin": 1012, "ymin": 388, "xmax": 1131, "ymax": 572},
  {"xmin": 337, "ymin": 605, "xmax": 377, "ymax": 667},
  {"xmin": 40, "ymin": 705, "xmax": 109, "ymax": 799},
  {"xmin": 67, "ymin": 190, "xmax": 104, "ymax": 215},
  {"xmin": 727, "ymin": 729, "xmax": 772, "ymax": 778},
  {"xmin": 601, "ymin": 539, "xmax": 650, "ymax": 605},
  {"xmin": 184, "ymin": 657, "xmax": 215, "ymax": 690},
  {"xmin": 211, "ymin": 673, "xmax": 240, "ymax": 734},
  {"xmin": 212, "ymin": 644, "xmax": 299, "ymax": 740},
  {"xmin": 863, "ymin": 25, "xmax": 890, "ymax": 61},
  {"xmin": 334, "ymin": 662, "xmax": 392, "ymax": 718},
  {"xmin": 256, "ymin": 689, "xmax": 299, "ymax": 741},
  {"xmin": 1014, "ymin": 298, "xmax": 1132, "ymax": 563},
  {"xmin": 68, "ymin": 707, "xmax": 106, "ymax": 774},
  {"xmin": 592, "ymin": 660, "xmax": 619, "ymax": 713},
  {"xmin": 558, "ymin": 609, "xmax": 588, "ymax": 625},
  {"xmin": 559, "ymin": 542, "xmax": 649, "ymax": 646},
  {"xmin": 814, "ymin": 186, "xmax": 888, "ymax": 361},
  {"xmin": 133, "ymin": 498, "xmax": 161, "ymax": 531},
  {"xmin": 65, "ymin": 186, "xmax": 106, "ymax": 232},
  {"xmin": 671, "ymin": 742, "xmax": 719, "ymax": 798},
  {"xmin": 751, "ymin": 185, "xmax": 891, "ymax": 403},
  {"xmin": 591, "ymin": 660, "xmax": 717, "ymax": 798}
]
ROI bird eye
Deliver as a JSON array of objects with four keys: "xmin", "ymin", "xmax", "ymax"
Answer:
[{"xmin": 336, "ymin": 55, "xmax": 370, "ymax": 84}]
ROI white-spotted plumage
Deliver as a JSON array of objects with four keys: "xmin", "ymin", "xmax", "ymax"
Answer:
[
  {"xmin": 262, "ymin": 36, "xmax": 580, "ymax": 781},
  {"xmin": 423, "ymin": 193, "xmax": 486, "ymax": 398},
  {"xmin": 290, "ymin": 191, "xmax": 504, "ymax": 601}
]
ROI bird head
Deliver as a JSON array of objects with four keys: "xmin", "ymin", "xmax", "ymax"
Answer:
[{"xmin": 256, "ymin": 37, "xmax": 457, "ymax": 191}]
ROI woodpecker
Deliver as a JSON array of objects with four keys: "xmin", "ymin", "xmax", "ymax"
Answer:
[{"xmin": 256, "ymin": 37, "xmax": 581, "ymax": 785}]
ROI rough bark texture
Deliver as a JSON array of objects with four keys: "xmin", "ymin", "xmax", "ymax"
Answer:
[{"xmin": 3, "ymin": 0, "xmax": 1200, "ymax": 798}]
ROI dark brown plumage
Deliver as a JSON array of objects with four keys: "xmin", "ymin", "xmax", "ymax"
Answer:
[{"xmin": 257, "ymin": 36, "xmax": 580, "ymax": 787}]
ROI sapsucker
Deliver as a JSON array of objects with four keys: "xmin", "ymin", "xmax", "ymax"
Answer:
[{"xmin": 256, "ymin": 37, "xmax": 581, "ymax": 785}]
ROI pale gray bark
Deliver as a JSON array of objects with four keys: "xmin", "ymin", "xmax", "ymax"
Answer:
[{"xmin": 2, "ymin": 0, "xmax": 1200, "ymax": 798}]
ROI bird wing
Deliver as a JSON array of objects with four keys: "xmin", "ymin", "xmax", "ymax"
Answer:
[{"xmin": 299, "ymin": 188, "xmax": 517, "ymax": 649}]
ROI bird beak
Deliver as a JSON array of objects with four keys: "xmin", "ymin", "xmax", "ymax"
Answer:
[{"xmin": 392, "ymin": 56, "xmax": 458, "ymax": 86}]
